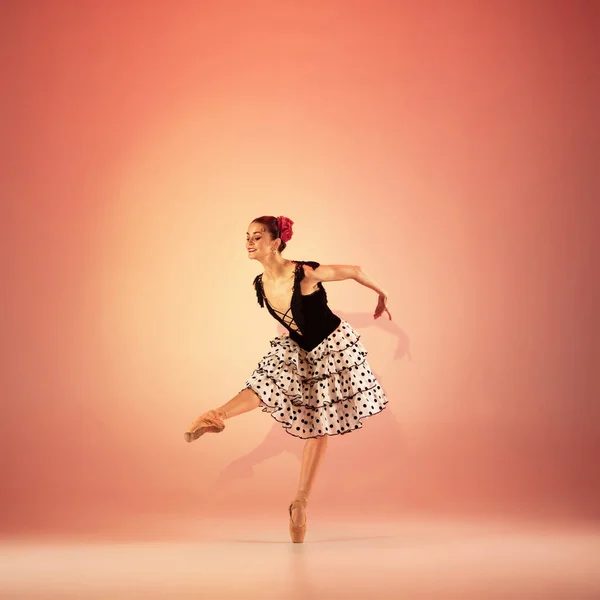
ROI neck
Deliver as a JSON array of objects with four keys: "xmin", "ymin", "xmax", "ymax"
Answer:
[{"xmin": 261, "ymin": 255, "xmax": 293, "ymax": 281}]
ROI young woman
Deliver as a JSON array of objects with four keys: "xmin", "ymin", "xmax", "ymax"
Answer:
[{"xmin": 185, "ymin": 215, "xmax": 391, "ymax": 543}]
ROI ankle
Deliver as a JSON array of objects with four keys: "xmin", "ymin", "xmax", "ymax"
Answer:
[
  {"xmin": 294, "ymin": 491, "xmax": 309, "ymax": 506},
  {"xmin": 215, "ymin": 408, "xmax": 227, "ymax": 420}
]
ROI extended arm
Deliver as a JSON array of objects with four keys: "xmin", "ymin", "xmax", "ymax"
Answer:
[
  {"xmin": 305, "ymin": 263, "xmax": 392, "ymax": 320},
  {"xmin": 308, "ymin": 264, "xmax": 387, "ymax": 297}
]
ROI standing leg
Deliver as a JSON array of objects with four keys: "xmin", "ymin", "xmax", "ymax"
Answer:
[
  {"xmin": 289, "ymin": 435, "xmax": 329, "ymax": 543},
  {"xmin": 185, "ymin": 387, "xmax": 261, "ymax": 442}
]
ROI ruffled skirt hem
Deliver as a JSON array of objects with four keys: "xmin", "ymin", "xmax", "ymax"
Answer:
[{"xmin": 240, "ymin": 319, "xmax": 389, "ymax": 439}]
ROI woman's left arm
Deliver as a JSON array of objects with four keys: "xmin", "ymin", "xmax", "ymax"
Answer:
[{"xmin": 308, "ymin": 264, "xmax": 392, "ymax": 320}]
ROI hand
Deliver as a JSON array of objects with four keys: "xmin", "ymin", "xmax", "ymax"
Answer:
[{"xmin": 374, "ymin": 294, "xmax": 392, "ymax": 320}]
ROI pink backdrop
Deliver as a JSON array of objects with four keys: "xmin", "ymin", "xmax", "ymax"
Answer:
[{"xmin": 2, "ymin": 0, "xmax": 598, "ymax": 536}]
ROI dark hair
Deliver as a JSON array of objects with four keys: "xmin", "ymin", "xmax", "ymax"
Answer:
[{"xmin": 252, "ymin": 215, "xmax": 287, "ymax": 252}]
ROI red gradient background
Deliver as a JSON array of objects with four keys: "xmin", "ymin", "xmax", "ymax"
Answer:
[{"xmin": 2, "ymin": 0, "xmax": 598, "ymax": 536}]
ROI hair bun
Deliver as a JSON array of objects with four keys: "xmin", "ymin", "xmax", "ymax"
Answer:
[{"xmin": 277, "ymin": 216, "xmax": 294, "ymax": 243}]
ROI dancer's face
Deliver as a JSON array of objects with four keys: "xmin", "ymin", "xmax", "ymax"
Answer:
[{"xmin": 246, "ymin": 222, "xmax": 278, "ymax": 260}]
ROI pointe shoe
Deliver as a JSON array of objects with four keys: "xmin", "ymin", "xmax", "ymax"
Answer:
[
  {"xmin": 288, "ymin": 496, "xmax": 308, "ymax": 543},
  {"xmin": 184, "ymin": 409, "xmax": 226, "ymax": 443}
]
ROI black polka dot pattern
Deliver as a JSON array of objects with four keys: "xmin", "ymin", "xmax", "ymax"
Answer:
[{"xmin": 239, "ymin": 320, "xmax": 389, "ymax": 439}]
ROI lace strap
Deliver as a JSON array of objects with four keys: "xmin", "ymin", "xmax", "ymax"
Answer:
[
  {"xmin": 253, "ymin": 274, "xmax": 264, "ymax": 307},
  {"xmin": 295, "ymin": 260, "xmax": 321, "ymax": 283},
  {"xmin": 294, "ymin": 260, "xmax": 327, "ymax": 301}
]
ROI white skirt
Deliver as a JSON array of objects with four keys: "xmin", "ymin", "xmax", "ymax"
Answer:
[{"xmin": 240, "ymin": 319, "xmax": 389, "ymax": 439}]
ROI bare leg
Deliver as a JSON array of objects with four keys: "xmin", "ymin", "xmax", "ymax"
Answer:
[
  {"xmin": 217, "ymin": 387, "xmax": 262, "ymax": 420},
  {"xmin": 185, "ymin": 387, "xmax": 261, "ymax": 441},
  {"xmin": 290, "ymin": 435, "xmax": 328, "ymax": 538}
]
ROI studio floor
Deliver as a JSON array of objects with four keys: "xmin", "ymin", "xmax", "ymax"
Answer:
[{"xmin": 1, "ymin": 515, "xmax": 598, "ymax": 599}]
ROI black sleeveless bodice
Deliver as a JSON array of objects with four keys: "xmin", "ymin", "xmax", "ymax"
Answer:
[{"xmin": 253, "ymin": 260, "xmax": 342, "ymax": 352}]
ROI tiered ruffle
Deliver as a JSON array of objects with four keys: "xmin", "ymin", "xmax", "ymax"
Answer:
[{"xmin": 241, "ymin": 320, "xmax": 388, "ymax": 439}]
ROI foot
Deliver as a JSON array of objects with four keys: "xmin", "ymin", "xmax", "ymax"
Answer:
[
  {"xmin": 184, "ymin": 409, "xmax": 226, "ymax": 442},
  {"xmin": 290, "ymin": 496, "xmax": 307, "ymax": 528},
  {"xmin": 288, "ymin": 493, "xmax": 308, "ymax": 543}
]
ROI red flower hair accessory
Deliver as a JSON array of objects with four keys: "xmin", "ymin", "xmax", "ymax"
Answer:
[{"xmin": 277, "ymin": 216, "xmax": 294, "ymax": 243}]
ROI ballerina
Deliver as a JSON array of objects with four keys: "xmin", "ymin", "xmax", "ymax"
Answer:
[{"xmin": 185, "ymin": 215, "xmax": 391, "ymax": 543}]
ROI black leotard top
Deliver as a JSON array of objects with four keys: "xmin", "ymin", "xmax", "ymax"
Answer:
[{"xmin": 253, "ymin": 260, "xmax": 342, "ymax": 352}]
